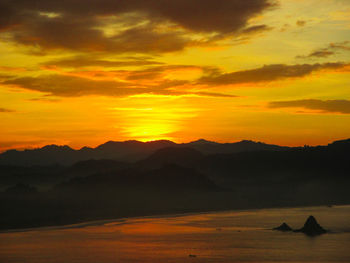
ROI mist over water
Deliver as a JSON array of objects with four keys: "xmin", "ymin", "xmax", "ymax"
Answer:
[{"xmin": 1, "ymin": 205, "xmax": 349, "ymax": 263}]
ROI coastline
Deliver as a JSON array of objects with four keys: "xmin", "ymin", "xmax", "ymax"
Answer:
[{"xmin": 2, "ymin": 203, "xmax": 348, "ymax": 234}]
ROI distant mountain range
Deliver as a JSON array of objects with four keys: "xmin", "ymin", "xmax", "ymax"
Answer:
[
  {"xmin": 0, "ymin": 139, "xmax": 295, "ymax": 166},
  {"xmin": 0, "ymin": 138, "xmax": 350, "ymax": 230}
]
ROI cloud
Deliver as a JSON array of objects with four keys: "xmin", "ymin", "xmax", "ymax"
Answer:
[
  {"xmin": 11, "ymin": 18, "xmax": 191, "ymax": 53},
  {"xmin": 296, "ymin": 20, "xmax": 306, "ymax": 27},
  {"xmin": 28, "ymin": 97, "xmax": 61, "ymax": 102},
  {"xmin": 268, "ymin": 99, "xmax": 350, "ymax": 114},
  {"xmin": 198, "ymin": 62, "xmax": 347, "ymax": 85},
  {"xmin": 297, "ymin": 41, "xmax": 350, "ymax": 59},
  {"xmin": 330, "ymin": 41, "xmax": 350, "ymax": 51},
  {"xmin": 302, "ymin": 50, "xmax": 335, "ymax": 58},
  {"xmin": 2, "ymin": 61, "xmax": 347, "ymax": 97},
  {"xmin": 41, "ymin": 64, "xmax": 207, "ymax": 82},
  {"xmin": 0, "ymin": 107, "xmax": 14, "ymax": 113},
  {"xmin": 240, "ymin": 24, "xmax": 273, "ymax": 35},
  {"xmin": 43, "ymin": 56, "xmax": 163, "ymax": 68},
  {"xmin": 279, "ymin": 23, "xmax": 290, "ymax": 32},
  {"xmin": 0, "ymin": 66, "xmax": 26, "ymax": 72},
  {"xmin": 121, "ymin": 65, "xmax": 205, "ymax": 81},
  {"xmin": 2, "ymin": 75, "xmax": 143, "ymax": 97},
  {"xmin": 193, "ymin": 91, "xmax": 237, "ymax": 98},
  {"xmin": 0, "ymin": 0, "xmax": 276, "ymax": 53},
  {"xmin": 1, "ymin": 73, "xmax": 236, "ymax": 98}
]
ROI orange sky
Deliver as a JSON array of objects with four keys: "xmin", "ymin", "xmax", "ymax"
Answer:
[{"xmin": 1, "ymin": 0, "xmax": 350, "ymax": 151}]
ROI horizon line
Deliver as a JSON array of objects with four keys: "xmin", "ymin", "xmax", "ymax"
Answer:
[{"xmin": 1, "ymin": 137, "xmax": 349, "ymax": 153}]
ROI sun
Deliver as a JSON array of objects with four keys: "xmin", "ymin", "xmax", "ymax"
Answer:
[{"xmin": 124, "ymin": 121, "xmax": 175, "ymax": 142}]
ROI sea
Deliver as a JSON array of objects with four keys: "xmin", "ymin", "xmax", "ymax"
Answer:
[{"xmin": 1, "ymin": 205, "xmax": 349, "ymax": 262}]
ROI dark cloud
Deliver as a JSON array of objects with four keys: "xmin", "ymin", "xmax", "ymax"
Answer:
[
  {"xmin": 0, "ymin": 0, "xmax": 276, "ymax": 53},
  {"xmin": 268, "ymin": 99, "xmax": 350, "ymax": 114},
  {"xmin": 0, "ymin": 107, "xmax": 14, "ymax": 113},
  {"xmin": 109, "ymin": 25, "xmax": 190, "ymax": 53},
  {"xmin": 152, "ymin": 1, "xmax": 275, "ymax": 33},
  {"xmin": 297, "ymin": 41, "xmax": 350, "ymax": 59},
  {"xmin": 199, "ymin": 62, "xmax": 347, "ymax": 85},
  {"xmin": 11, "ymin": 17, "xmax": 191, "ymax": 53}
]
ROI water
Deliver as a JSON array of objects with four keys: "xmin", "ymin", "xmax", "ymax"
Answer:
[{"xmin": 1, "ymin": 205, "xmax": 350, "ymax": 263}]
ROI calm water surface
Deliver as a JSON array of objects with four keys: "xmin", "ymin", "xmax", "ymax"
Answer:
[{"xmin": 1, "ymin": 205, "xmax": 350, "ymax": 263}]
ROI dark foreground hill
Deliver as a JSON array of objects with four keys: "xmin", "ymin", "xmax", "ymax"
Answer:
[
  {"xmin": 0, "ymin": 138, "xmax": 349, "ymax": 230},
  {"xmin": 56, "ymin": 164, "xmax": 220, "ymax": 192}
]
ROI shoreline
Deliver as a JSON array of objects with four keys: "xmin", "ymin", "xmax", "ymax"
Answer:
[{"xmin": 2, "ymin": 203, "xmax": 348, "ymax": 234}]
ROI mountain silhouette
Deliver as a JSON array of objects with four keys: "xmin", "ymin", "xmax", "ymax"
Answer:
[
  {"xmin": 0, "ymin": 138, "xmax": 350, "ymax": 230},
  {"xmin": 187, "ymin": 139, "xmax": 291, "ymax": 154},
  {"xmin": 137, "ymin": 147, "xmax": 204, "ymax": 169},
  {"xmin": 0, "ymin": 140, "xmax": 176, "ymax": 166},
  {"xmin": 0, "ymin": 139, "xmax": 292, "ymax": 166},
  {"xmin": 66, "ymin": 159, "xmax": 129, "ymax": 176},
  {"xmin": 56, "ymin": 164, "xmax": 220, "ymax": 192}
]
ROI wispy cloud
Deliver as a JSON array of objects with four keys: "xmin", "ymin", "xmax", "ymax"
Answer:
[
  {"xmin": 42, "ymin": 56, "xmax": 164, "ymax": 68},
  {"xmin": 268, "ymin": 99, "xmax": 350, "ymax": 114},
  {"xmin": 2, "ymin": 61, "xmax": 348, "ymax": 97},
  {"xmin": 198, "ymin": 62, "xmax": 347, "ymax": 85},
  {"xmin": 296, "ymin": 20, "xmax": 306, "ymax": 27},
  {"xmin": 2, "ymin": 73, "xmax": 236, "ymax": 98},
  {"xmin": 297, "ymin": 41, "xmax": 350, "ymax": 59},
  {"xmin": 0, "ymin": 107, "xmax": 15, "ymax": 113}
]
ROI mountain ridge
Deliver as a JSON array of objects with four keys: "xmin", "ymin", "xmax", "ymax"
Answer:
[{"xmin": 0, "ymin": 138, "xmax": 348, "ymax": 166}]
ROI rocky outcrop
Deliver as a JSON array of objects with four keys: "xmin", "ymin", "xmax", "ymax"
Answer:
[
  {"xmin": 273, "ymin": 222, "xmax": 293, "ymax": 231},
  {"xmin": 294, "ymin": 215, "xmax": 327, "ymax": 236}
]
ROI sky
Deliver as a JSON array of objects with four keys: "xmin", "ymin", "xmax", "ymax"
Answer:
[{"xmin": 0, "ymin": 0, "xmax": 350, "ymax": 151}]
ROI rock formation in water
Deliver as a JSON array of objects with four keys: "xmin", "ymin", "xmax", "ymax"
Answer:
[
  {"xmin": 273, "ymin": 222, "xmax": 293, "ymax": 231},
  {"xmin": 294, "ymin": 215, "xmax": 327, "ymax": 236}
]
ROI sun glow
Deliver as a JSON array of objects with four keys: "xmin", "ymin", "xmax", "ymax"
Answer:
[
  {"xmin": 112, "ymin": 104, "xmax": 198, "ymax": 142},
  {"xmin": 0, "ymin": 0, "xmax": 350, "ymax": 150},
  {"xmin": 123, "ymin": 121, "xmax": 175, "ymax": 142}
]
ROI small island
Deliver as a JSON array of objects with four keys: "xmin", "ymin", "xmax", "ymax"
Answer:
[
  {"xmin": 273, "ymin": 216, "xmax": 328, "ymax": 236},
  {"xmin": 294, "ymin": 215, "xmax": 327, "ymax": 236},
  {"xmin": 273, "ymin": 222, "xmax": 293, "ymax": 232}
]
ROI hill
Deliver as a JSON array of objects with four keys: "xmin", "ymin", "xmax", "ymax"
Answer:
[{"xmin": 0, "ymin": 139, "xmax": 292, "ymax": 166}]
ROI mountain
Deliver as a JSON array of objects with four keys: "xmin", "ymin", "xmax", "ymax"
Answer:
[
  {"xmin": 327, "ymin": 138, "xmax": 350, "ymax": 150},
  {"xmin": 1, "ymin": 138, "xmax": 350, "ymax": 230},
  {"xmin": 0, "ymin": 140, "xmax": 176, "ymax": 166},
  {"xmin": 0, "ymin": 145, "xmax": 76, "ymax": 166},
  {"xmin": 137, "ymin": 147, "xmax": 204, "ymax": 170},
  {"xmin": 198, "ymin": 138, "xmax": 350, "ymax": 184},
  {"xmin": 66, "ymin": 159, "xmax": 129, "ymax": 176},
  {"xmin": 0, "ymin": 139, "xmax": 292, "ymax": 166},
  {"xmin": 56, "ymin": 164, "xmax": 220, "ymax": 192},
  {"xmin": 186, "ymin": 139, "xmax": 291, "ymax": 154}
]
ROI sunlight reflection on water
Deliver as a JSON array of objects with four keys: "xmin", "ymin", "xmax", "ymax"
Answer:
[{"xmin": 1, "ymin": 205, "xmax": 350, "ymax": 263}]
